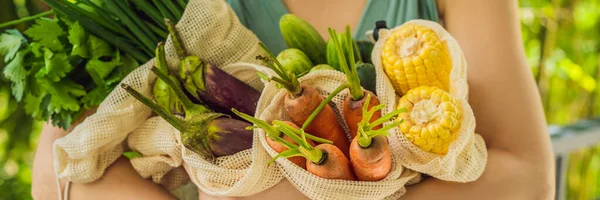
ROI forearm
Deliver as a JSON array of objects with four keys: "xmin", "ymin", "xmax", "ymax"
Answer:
[
  {"xmin": 402, "ymin": 149, "xmax": 552, "ymax": 200},
  {"xmin": 32, "ymin": 122, "xmax": 176, "ymax": 200}
]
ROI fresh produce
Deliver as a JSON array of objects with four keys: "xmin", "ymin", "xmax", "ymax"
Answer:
[
  {"xmin": 163, "ymin": 19, "xmax": 261, "ymax": 117},
  {"xmin": 326, "ymin": 32, "xmax": 358, "ymax": 71},
  {"xmin": 233, "ymin": 109, "xmax": 332, "ymax": 169},
  {"xmin": 0, "ymin": 0, "xmax": 187, "ymax": 129},
  {"xmin": 152, "ymin": 42, "xmax": 184, "ymax": 115},
  {"xmin": 349, "ymin": 94, "xmax": 405, "ymax": 181},
  {"xmin": 122, "ymin": 66, "xmax": 253, "ymax": 158},
  {"xmin": 328, "ymin": 27, "xmax": 382, "ymax": 139},
  {"xmin": 356, "ymin": 41, "xmax": 374, "ymax": 64},
  {"xmin": 310, "ymin": 64, "xmax": 335, "ymax": 72},
  {"xmin": 397, "ymin": 86, "xmax": 461, "ymax": 155},
  {"xmin": 327, "ymin": 30, "xmax": 377, "ymax": 94},
  {"xmin": 356, "ymin": 62, "xmax": 377, "ymax": 94},
  {"xmin": 381, "ymin": 23, "xmax": 452, "ymax": 95},
  {"xmin": 270, "ymin": 121, "xmax": 354, "ymax": 180},
  {"xmin": 276, "ymin": 48, "xmax": 313, "ymax": 76},
  {"xmin": 279, "ymin": 14, "xmax": 327, "ymax": 64},
  {"xmin": 256, "ymin": 43, "xmax": 350, "ymax": 156}
]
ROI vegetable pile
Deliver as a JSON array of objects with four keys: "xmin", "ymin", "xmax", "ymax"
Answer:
[{"xmin": 0, "ymin": 0, "xmax": 187, "ymax": 129}]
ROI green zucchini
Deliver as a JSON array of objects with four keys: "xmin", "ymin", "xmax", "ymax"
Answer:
[{"xmin": 279, "ymin": 14, "xmax": 327, "ymax": 64}]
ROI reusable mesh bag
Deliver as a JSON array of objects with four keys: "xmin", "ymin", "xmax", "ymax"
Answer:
[
  {"xmin": 371, "ymin": 19, "xmax": 488, "ymax": 182},
  {"xmin": 255, "ymin": 69, "xmax": 421, "ymax": 200},
  {"xmin": 127, "ymin": 62, "xmax": 284, "ymax": 196},
  {"xmin": 53, "ymin": 0, "xmax": 284, "ymax": 195}
]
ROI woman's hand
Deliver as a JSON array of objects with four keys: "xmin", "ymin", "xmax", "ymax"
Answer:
[{"xmin": 31, "ymin": 109, "xmax": 176, "ymax": 200}]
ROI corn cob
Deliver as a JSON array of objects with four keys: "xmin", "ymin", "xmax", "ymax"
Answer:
[
  {"xmin": 397, "ymin": 86, "xmax": 461, "ymax": 155},
  {"xmin": 381, "ymin": 23, "xmax": 452, "ymax": 95}
]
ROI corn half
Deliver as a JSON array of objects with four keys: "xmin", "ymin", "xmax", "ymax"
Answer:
[
  {"xmin": 381, "ymin": 23, "xmax": 452, "ymax": 95},
  {"xmin": 397, "ymin": 86, "xmax": 461, "ymax": 155}
]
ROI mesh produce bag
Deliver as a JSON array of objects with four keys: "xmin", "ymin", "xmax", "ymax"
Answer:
[
  {"xmin": 54, "ymin": 0, "xmax": 283, "ymax": 196},
  {"xmin": 371, "ymin": 19, "xmax": 488, "ymax": 182},
  {"xmin": 255, "ymin": 69, "xmax": 421, "ymax": 200}
]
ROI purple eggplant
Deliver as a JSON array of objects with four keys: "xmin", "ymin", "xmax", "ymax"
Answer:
[
  {"xmin": 121, "ymin": 66, "xmax": 253, "ymax": 157},
  {"xmin": 164, "ymin": 19, "xmax": 260, "ymax": 116}
]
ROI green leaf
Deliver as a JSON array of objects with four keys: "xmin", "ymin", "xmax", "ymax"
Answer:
[
  {"xmin": 106, "ymin": 54, "xmax": 138, "ymax": 86},
  {"xmin": 35, "ymin": 49, "xmax": 73, "ymax": 82},
  {"xmin": 123, "ymin": 151, "xmax": 142, "ymax": 159},
  {"xmin": 81, "ymin": 86, "xmax": 111, "ymax": 109},
  {"xmin": 0, "ymin": 85, "xmax": 17, "ymax": 121},
  {"xmin": 67, "ymin": 22, "xmax": 89, "ymax": 58},
  {"xmin": 88, "ymin": 35, "xmax": 113, "ymax": 59},
  {"xmin": 0, "ymin": 30, "xmax": 26, "ymax": 62},
  {"xmin": 24, "ymin": 18, "xmax": 66, "ymax": 52},
  {"xmin": 39, "ymin": 78, "xmax": 86, "ymax": 113},
  {"xmin": 23, "ymin": 92, "xmax": 49, "ymax": 120},
  {"xmin": 29, "ymin": 42, "xmax": 44, "ymax": 58},
  {"xmin": 51, "ymin": 111, "xmax": 75, "ymax": 130},
  {"xmin": 85, "ymin": 53, "xmax": 121, "ymax": 86},
  {"xmin": 3, "ymin": 51, "xmax": 27, "ymax": 101}
]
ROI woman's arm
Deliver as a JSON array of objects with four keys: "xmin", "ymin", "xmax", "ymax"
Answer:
[
  {"xmin": 31, "ymin": 120, "xmax": 176, "ymax": 200},
  {"xmin": 403, "ymin": 0, "xmax": 555, "ymax": 199}
]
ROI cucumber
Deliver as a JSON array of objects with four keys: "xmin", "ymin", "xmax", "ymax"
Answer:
[
  {"xmin": 356, "ymin": 62, "xmax": 377, "ymax": 94},
  {"xmin": 326, "ymin": 33, "xmax": 359, "ymax": 71},
  {"xmin": 276, "ymin": 48, "xmax": 314, "ymax": 76},
  {"xmin": 279, "ymin": 14, "xmax": 327, "ymax": 64},
  {"xmin": 310, "ymin": 64, "xmax": 336, "ymax": 72},
  {"xmin": 356, "ymin": 40, "xmax": 374, "ymax": 64}
]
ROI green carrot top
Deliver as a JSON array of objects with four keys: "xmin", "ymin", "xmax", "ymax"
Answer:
[
  {"xmin": 356, "ymin": 94, "xmax": 407, "ymax": 148},
  {"xmin": 328, "ymin": 26, "xmax": 364, "ymax": 101},
  {"xmin": 256, "ymin": 43, "xmax": 302, "ymax": 97}
]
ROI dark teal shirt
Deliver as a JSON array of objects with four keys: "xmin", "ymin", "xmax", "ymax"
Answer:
[{"xmin": 227, "ymin": 0, "xmax": 438, "ymax": 54}]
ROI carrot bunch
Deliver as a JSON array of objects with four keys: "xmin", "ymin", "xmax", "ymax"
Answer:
[{"xmin": 256, "ymin": 44, "xmax": 350, "ymax": 156}]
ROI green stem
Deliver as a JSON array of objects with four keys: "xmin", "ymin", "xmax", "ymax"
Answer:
[
  {"xmin": 367, "ymin": 108, "xmax": 406, "ymax": 130},
  {"xmin": 328, "ymin": 28, "xmax": 364, "ymax": 100},
  {"xmin": 153, "ymin": 0, "xmax": 176, "ymax": 23},
  {"xmin": 105, "ymin": 0, "xmax": 155, "ymax": 54},
  {"xmin": 44, "ymin": 0, "xmax": 149, "ymax": 62},
  {"xmin": 268, "ymin": 148, "xmax": 302, "ymax": 165},
  {"xmin": 0, "ymin": 10, "xmax": 53, "ymax": 28},
  {"xmin": 115, "ymin": 0, "xmax": 159, "ymax": 43},
  {"xmin": 163, "ymin": 0, "xmax": 182, "ymax": 20},
  {"xmin": 274, "ymin": 120, "xmax": 309, "ymax": 148},
  {"xmin": 231, "ymin": 108, "xmax": 281, "ymax": 140},
  {"xmin": 287, "ymin": 127, "xmax": 332, "ymax": 144},
  {"xmin": 131, "ymin": 0, "xmax": 165, "ymax": 29},
  {"xmin": 258, "ymin": 43, "xmax": 295, "ymax": 85},
  {"xmin": 352, "ymin": 35, "xmax": 363, "ymax": 63},
  {"xmin": 176, "ymin": 0, "xmax": 187, "ymax": 10},
  {"xmin": 146, "ymin": 21, "xmax": 168, "ymax": 38},
  {"xmin": 302, "ymin": 84, "xmax": 348, "ymax": 130},
  {"xmin": 164, "ymin": 18, "xmax": 187, "ymax": 59},
  {"xmin": 156, "ymin": 42, "xmax": 168, "ymax": 72},
  {"xmin": 150, "ymin": 67, "xmax": 209, "ymax": 114},
  {"xmin": 121, "ymin": 84, "xmax": 186, "ymax": 131}
]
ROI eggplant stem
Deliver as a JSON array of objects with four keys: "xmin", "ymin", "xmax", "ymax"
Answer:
[
  {"xmin": 121, "ymin": 84, "xmax": 186, "ymax": 131},
  {"xmin": 164, "ymin": 18, "xmax": 186, "ymax": 59},
  {"xmin": 301, "ymin": 84, "xmax": 349, "ymax": 130},
  {"xmin": 150, "ymin": 67, "xmax": 210, "ymax": 114}
]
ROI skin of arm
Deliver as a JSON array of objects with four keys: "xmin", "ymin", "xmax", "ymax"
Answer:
[
  {"xmin": 31, "ymin": 112, "xmax": 176, "ymax": 200},
  {"xmin": 402, "ymin": 0, "xmax": 555, "ymax": 199}
]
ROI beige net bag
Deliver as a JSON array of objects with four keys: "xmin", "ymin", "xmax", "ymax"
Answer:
[
  {"xmin": 371, "ymin": 19, "xmax": 488, "ymax": 182},
  {"xmin": 54, "ymin": 0, "xmax": 284, "ymax": 196},
  {"xmin": 256, "ymin": 69, "xmax": 421, "ymax": 200}
]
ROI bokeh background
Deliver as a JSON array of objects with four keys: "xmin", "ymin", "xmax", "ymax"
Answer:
[{"xmin": 1, "ymin": 0, "xmax": 599, "ymax": 199}]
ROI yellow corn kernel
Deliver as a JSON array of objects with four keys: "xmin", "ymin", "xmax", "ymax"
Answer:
[
  {"xmin": 396, "ymin": 86, "xmax": 462, "ymax": 155},
  {"xmin": 381, "ymin": 23, "xmax": 452, "ymax": 95}
]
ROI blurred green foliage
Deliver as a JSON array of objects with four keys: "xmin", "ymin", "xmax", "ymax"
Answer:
[
  {"xmin": 0, "ymin": 0, "xmax": 599, "ymax": 199},
  {"xmin": 520, "ymin": 0, "xmax": 600, "ymax": 199}
]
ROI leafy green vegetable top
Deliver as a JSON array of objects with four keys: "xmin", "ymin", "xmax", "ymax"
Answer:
[{"xmin": 0, "ymin": 17, "xmax": 138, "ymax": 129}]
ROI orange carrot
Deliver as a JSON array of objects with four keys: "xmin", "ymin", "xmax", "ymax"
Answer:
[
  {"xmin": 328, "ymin": 27, "xmax": 384, "ymax": 138},
  {"xmin": 285, "ymin": 83, "xmax": 350, "ymax": 156},
  {"xmin": 257, "ymin": 44, "xmax": 350, "ymax": 156},
  {"xmin": 270, "ymin": 121, "xmax": 355, "ymax": 180},
  {"xmin": 349, "ymin": 94, "xmax": 406, "ymax": 181},
  {"xmin": 232, "ymin": 109, "xmax": 324, "ymax": 169},
  {"xmin": 344, "ymin": 90, "xmax": 381, "ymax": 138}
]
